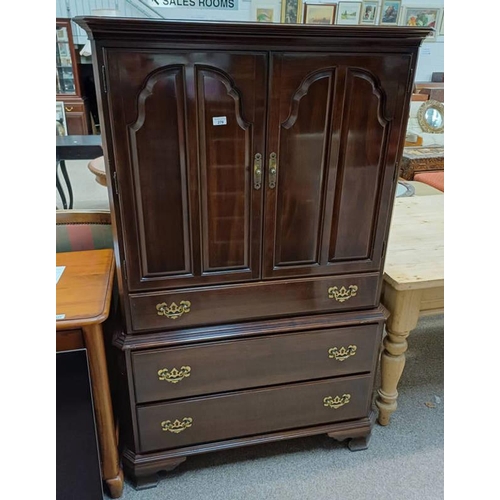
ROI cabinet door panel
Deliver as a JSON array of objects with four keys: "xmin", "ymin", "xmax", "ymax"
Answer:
[
  {"xmin": 264, "ymin": 53, "xmax": 411, "ymax": 279},
  {"xmin": 196, "ymin": 66, "xmax": 252, "ymax": 272},
  {"xmin": 104, "ymin": 50, "xmax": 266, "ymax": 291},
  {"xmin": 329, "ymin": 70, "xmax": 387, "ymax": 261},
  {"xmin": 275, "ymin": 70, "xmax": 334, "ymax": 266},
  {"xmin": 129, "ymin": 66, "xmax": 191, "ymax": 276}
]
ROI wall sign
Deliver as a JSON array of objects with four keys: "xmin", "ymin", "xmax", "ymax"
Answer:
[{"xmin": 148, "ymin": 0, "xmax": 239, "ymax": 10}]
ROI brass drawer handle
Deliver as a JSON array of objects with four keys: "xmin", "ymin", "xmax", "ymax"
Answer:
[
  {"xmin": 328, "ymin": 285, "xmax": 358, "ymax": 302},
  {"xmin": 156, "ymin": 300, "xmax": 191, "ymax": 319},
  {"xmin": 323, "ymin": 394, "xmax": 351, "ymax": 409},
  {"xmin": 269, "ymin": 152, "xmax": 277, "ymax": 189},
  {"xmin": 254, "ymin": 153, "xmax": 262, "ymax": 190},
  {"xmin": 158, "ymin": 366, "xmax": 191, "ymax": 383},
  {"xmin": 64, "ymin": 106, "xmax": 74, "ymax": 112},
  {"xmin": 328, "ymin": 345, "xmax": 357, "ymax": 361},
  {"xmin": 161, "ymin": 417, "xmax": 193, "ymax": 434}
]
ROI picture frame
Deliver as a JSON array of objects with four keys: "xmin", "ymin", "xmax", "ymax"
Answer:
[
  {"xmin": 379, "ymin": 0, "xmax": 401, "ymax": 25},
  {"xmin": 400, "ymin": 7, "xmax": 441, "ymax": 41},
  {"xmin": 336, "ymin": 2, "xmax": 362, "ymax": 25},
  {"xmin": 281, "ymin": 0, "xmax": 304, "ymax": 24},
  {"xmin": 251, "ymin": 1, "xmax": 280, "ymax": 23},
  {"xmin": 256, "ymin": 7, "xmax": 276, "ymax": 22},
  {"xmin": 439, "ymin": 10, "xmax": 444, "ymax": 36},
  {"xmin": 56, "ymin": 101, "xmax": 68, "ymax": 136},
  {"xmin": 303, "ymin": 3, "xmax": 337, "ymax": 24},
  {"xmin": 360, "ymin": 1, "xmax": 379, "ymax": 25}
]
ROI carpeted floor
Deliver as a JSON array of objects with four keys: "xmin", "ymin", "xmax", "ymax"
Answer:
[
  {"xmin": 56, "ymin": 159, "xmax": 110, "ymax": 210},
  {"xmin": 107, "ymin": 314, "xmax": 444, "ymax": 500}
]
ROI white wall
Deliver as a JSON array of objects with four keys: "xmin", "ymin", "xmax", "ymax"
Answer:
[{"xmin": 57, "ymin": 0, "xmax": 443, "ymax": 81}]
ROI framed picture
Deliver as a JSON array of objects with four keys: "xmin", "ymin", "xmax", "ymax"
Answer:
[
  {"xmin": 439, "ymin": 10, "xmax": 444, "ymax": 35},
  {"xmin": 379, "ymin": 0, "xmax": 401, "ymax": 25},
  {"xmin": 336, "ymin": 2, "xmax": 362, "ymax": 25},
  {"xmin": 251, "ymin": 1, "xmax": 280, "ymax": 23},
  {"xmin": 360, "ymin": 1, "xmax": 379, "ymax": 25},
  {"xmin": 56, "ymin": 101, "xmax": 68, "ymax": 136},
  {"xmin": 303, "ymin": 3, "xmax": 337, "ymax": 24},
  {"xmin": 281, "ymin": 0, "xmax": 304, "ymax": 24},
  {"xmin": 256, "ymin": 7, "xmax": 275, "ymax": 22},
  {"xmin": 400, "ymin": 7, "xmax": 441, "ymax": 41}
]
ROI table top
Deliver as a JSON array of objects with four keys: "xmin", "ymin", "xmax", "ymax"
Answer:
[
  {"xmin": 402, "ymin": 146, "xmax": 444, "ymax": 160},
  {"xmin": 56, "ymin": 249, "xmax": 115, "ymax": 330},
  {"xmin": 384, "ymin": 195, "xmax": 444, "ymax": 291},
  {"xmin": 56, "ymin": 135, "xmax": 103, "ymax": 160}
]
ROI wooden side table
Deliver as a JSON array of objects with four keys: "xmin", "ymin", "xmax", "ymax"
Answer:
[
  {"xmin": 56, "ymin": 249, "xmax": 123, "ymax": 498},
  {"xmin": 376, "ymin": 195, "xmax": 444, "ymax": 426}
]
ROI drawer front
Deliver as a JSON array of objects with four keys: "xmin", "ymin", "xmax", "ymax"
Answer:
[
  {"xmin": 63, "ymin": 102, "xmax": 85, "ymax": 113},
  {"xmin": 56, "ymin": 329, "xmax": 84, "ymax": 352},
  {"xmin": 132, "ymin": 324, "xmax": 381, "ymax": 404},
  {"xmin": 137, "ymin": 374, "xmax": 372, "ymax": 453},
  {"xmin": 129, "ymin": 273, "xmax": 379, "ymax": 332}
]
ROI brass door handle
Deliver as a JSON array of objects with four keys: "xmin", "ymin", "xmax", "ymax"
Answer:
[
  {"xmin": 254, "ymin": 153, "xmax": 262, "ymax": 190},
  {"xmin": 156, "ymin": 300, "xmax": 191, "ymax": 319},
  {"xmin": 328, "ymin": 345, "xmax": 357, "ymax": 361},
  {"xmin": 158, "ymin": 366, "xmax": 191, "ymax": 383},
  {"xmin": 64, "ymin": 106, "xmax": 74, "ymax": 112},
  {"xmin": 328, "ymin": 285, "xmax": 358, "ymax": 302},
  {"xmin": 323, "ymin": 394, "xmax": 351, "ymax": 409},
  {"xmin": 269, "ymin": 152, "xmax": 277, "ymax": 188},
  {"xmin": 161, "ymin": 417, "xmax": 193, "ymax": 433}
]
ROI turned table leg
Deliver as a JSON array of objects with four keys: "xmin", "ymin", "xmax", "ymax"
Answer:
[
  {"xmin": 83, "ymin": 324, "xmax": 124, "ymax": 498},
  {"xmin": 376, "ymin": 285, "xmax": 422, "ymax": 426}
]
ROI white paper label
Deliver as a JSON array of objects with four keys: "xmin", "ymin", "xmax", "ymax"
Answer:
[
  {"xmin": 56, "ymin": 314, "xmax": 66, "ymax": 320},
  {"xmin": 56, "ymin": 266, "xmax": 65, "ymax": 284},
  {"xmin": 212, "ymin": 116, "xmax": 227, "ymax": 126}
]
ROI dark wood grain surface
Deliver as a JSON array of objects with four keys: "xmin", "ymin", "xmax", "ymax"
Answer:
[
  {"xmin": 132, "ymin": 323, "xmax": 381, "ymax": 403},
  {"xmin": 74, "ymin": 17, "xmax": 431, "ymax": 488},
  {"xmin": 137, "ymin": 374, "xmax": 372, "ymax": 453},
  {"xmin": 128, "ymin": 272, "xmax": 379, "ymax": 332}
]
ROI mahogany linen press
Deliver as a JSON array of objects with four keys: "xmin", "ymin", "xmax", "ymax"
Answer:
[{"xmin": 76, "ymin": 17, "xmax": 431, "ymax": 489}]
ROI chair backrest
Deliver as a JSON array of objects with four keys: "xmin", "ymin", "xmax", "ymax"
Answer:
[{"xmin": 56, "ymin": 210, "xmax": 114, "ymax": 253}]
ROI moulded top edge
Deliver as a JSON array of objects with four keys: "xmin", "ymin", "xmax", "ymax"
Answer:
[{"xmin": 73, "ymin": 16, "xmax": 433, "ymax": 43}]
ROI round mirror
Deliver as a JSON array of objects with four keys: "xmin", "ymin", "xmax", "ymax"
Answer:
[
  {"xmin": 424, "ymin": 108, "xmax": 443, "ymax": 129},
  {"xmin": 417, "ymin": 99, "xmax": 444, "ymax": 133}
]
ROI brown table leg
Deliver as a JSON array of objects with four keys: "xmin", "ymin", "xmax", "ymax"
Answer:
[
  {"xmin": 376, "ymin": 285, "xmax": 422, "ymax": 426},
  {"xmin": 82, "ymin": 324, "xmax": 124, "ymax": 498}
]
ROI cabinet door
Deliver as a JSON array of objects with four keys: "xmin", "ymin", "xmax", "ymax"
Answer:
[
  {"xmin": 104, "ymin": 50, "xmax": 267, "ymax": 291},
  {"xmin": 263, "ymin": 53, "xmax": 411, "ymax": 279}
]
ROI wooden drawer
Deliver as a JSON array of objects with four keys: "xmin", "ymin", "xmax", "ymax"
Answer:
[
  {"xmin": 62, "ymin": 102, "xmax": 85, "ymax": 113},
  {"xmin": 56, "ymin": 329, "xmax": 84, "ymax": 352},
  {"xmin": 129, "ymin": 273, "xmax": 379, "ymax": 332},
  {"xmin": 137, "ymin": 374, "xmax": 372, "ymax": 453},
  {"xmin": 132, "ymin": 324, "xmax": 381, "ymax": 404}
]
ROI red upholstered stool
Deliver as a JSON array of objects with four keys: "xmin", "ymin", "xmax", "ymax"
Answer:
[{"xmin": 413, "ymin": 171, "xmax": 444, "ymax": 192}]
